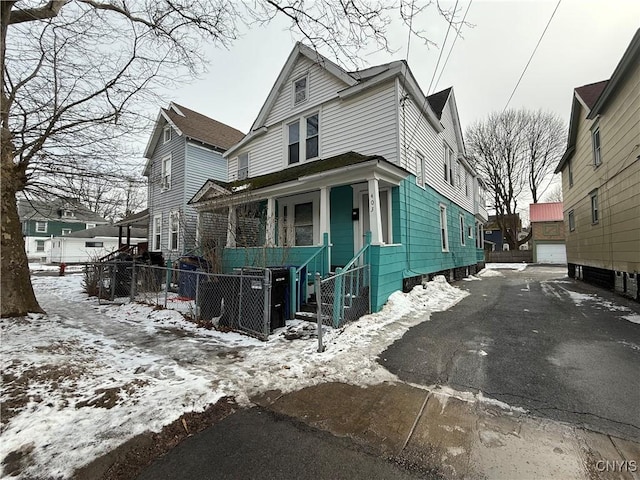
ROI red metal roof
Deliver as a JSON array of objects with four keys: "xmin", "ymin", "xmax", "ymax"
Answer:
[{"xmin": 530, "ymin": 202, "xmax": 564, "ymax": 222}]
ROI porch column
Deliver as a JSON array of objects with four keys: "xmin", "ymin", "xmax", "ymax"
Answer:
[
  {"xmin": 265, "ymin": 197, "xmax": 276, "ymax": 247},
  {"xmin": 367, "ymin": 177, "xmax": 384, "ymax": 245},
  {"xmin": 226, "ymin": 206, "xmax": 236, "ymax": 248},
  {"xmin": 319, "ymin": 187, "xmax": 331, "ymax": 242}
]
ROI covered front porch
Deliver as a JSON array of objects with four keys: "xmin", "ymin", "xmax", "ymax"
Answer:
[{"xmin": 190, "ymin": 152, "xmax": 410, "ymax": 317}]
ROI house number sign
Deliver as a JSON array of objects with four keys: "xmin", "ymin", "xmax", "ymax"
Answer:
[{"xmin": 369, "ymin": 193, "xmax": 376, "ymax": 213}]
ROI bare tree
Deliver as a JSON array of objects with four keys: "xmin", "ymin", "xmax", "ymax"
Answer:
[
  {"xmin": 543, "ymin": 183, "xmax": 563, "ymax": 203},
  {"xmin": 2, "ymin": 0, "xmax": 457, "ymax": 317},
  {"xmin": 466, "ymin": 109, "xmax": 567, "ymax": 250}
]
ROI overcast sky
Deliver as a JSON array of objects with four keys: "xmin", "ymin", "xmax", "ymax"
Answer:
[{"xmin": 159, "ymin": 0, "xmax": 639, "ymax": 136}]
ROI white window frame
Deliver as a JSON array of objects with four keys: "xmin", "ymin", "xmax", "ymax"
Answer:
[
  {"xmin": 86, "ymin": 223, "xmax": 96, "ymax": 229},
  {"xmin": 591, "ymin": 125, "xmax": 602, "ymax": 167},
  {"xmin": 237, "ymin": 152, "xmax": 249, "ymax": 180},
  {"xmin": 152, "ymin": 214, "xmax": 162, "ymax": 251},
  {"xmin": 444, "ymin": 143, "xmax": 454, "ymax": 186},
  {"xmin": 305, "ymin": 113, "xmax": 319, "ymax": 160},
  {"xmin": 35, "ymin": 221, "xmax": 47, "ymax": 233},
  {"xmin": 568, "ymin": 210, "xmax": 575, "ymax": 232},
  {"xmin": 440, "ymin": 204, "xmax": 449, "ymax": 252},
  {"xmin": 161, "ymin": 155, "xmax": 172, "ymax": 191},
  {"xmin": 568, "ymin": 158, "xmax": 574, "ymax": 187},
  {"xmin": 292, "ymin": 75, "xmax": 308, "ymax": 105},
  {"xmin": 36, "ymin": 240, "xmax": 45, "ymax": 252},
  {"xmin": 456, "ymin": 161, "xmax": 462, "ymax": 190},
  {"xmin": 163, "ymin": 125, "xmax": 172, "ymax": 144},
  {"xmin": 62, "ymin": 210, "xmax": 75, "ymax": 218},
  {"xmin": 459, "ymin": 214, "xmax": 465, "ymax": 246},
  {"xmin": 286, "ymin": 111, "xmax": 320, "ymax": 166},
  {"xmin": 278, "ymin": 192, "xmax": 320, "ymax": 247},
  {"xmin": 85, "ymin": 241, "xmax": 104, "ymax": 248},
  {"xmin": 169, "ymin": 211, "xmax": 179, "ymax": 251},
  {"xmin": 590, "ymin": 190, "xmax": 599, "ymax": 224},
  {"xmin": 61, "ymin": 228, "xmax": 72, "ymax": 236},
  {"xmin": 416, "ymin": 151, "xmax": 425, "ymax": 187}
]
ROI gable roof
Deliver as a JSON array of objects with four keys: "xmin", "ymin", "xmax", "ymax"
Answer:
[
  {"xmin": 17, "ymin": 198, "xmax": 107, "ymax": 223},
  {"xmin": 530, "ymin": 202, "xmax": 564, "ymax": 222},
  {"xmin": 556, "ymin": 28, "xmax": 640, "ymax": 174},
  {"xmin": 426, "ymin": 87, "xmax": 452, "ymax": 120},
  {"xmin": 142, "ymin": 103, "xmax": 244, "ymax": 170},
  {"xmin": 226, "ymin": 44, "xmax": 442, "ymax": 158}
]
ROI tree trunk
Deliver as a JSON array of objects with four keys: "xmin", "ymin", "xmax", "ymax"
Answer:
[{"xmin": 1, "ymin": 156, "xmax": 44, "ymax": 318}]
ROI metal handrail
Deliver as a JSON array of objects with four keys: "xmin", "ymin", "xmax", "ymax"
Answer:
[{"xmin": 289, "ymin": 233, "xmax": 329, "ymax": 317}]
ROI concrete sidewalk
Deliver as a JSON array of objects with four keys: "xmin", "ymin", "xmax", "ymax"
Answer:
[{"xmin": 254, "ymin": 382, "xmax": 640, "ymax": 480}]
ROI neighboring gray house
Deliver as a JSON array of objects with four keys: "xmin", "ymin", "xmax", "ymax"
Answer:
[{"xmin": 142, "ymin": 103, "xmax": 244, "ymax": 260}]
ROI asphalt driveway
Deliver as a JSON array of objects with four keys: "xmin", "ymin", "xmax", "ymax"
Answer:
[{"xmin": 380, "ymin": 265, "xmax": 640, "ymax": 441}]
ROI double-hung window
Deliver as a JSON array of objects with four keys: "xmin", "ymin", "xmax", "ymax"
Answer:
[
  {"xmin": 568, "ymin": 159, "xmax": 574, "ymax": 187},
  {"xmin": 444, "ymin": 144, "xmax": 454, "ymax": 186},
  {"xmin": 568, "ymin": 210, "xmax": 575, "ymax": 232},
  {"xmin": 416, "ymin": 151, "xmax": 425, "ymax": 187},
  {"xmin": 36, "ymin": 240, "xmax": 45, "ymax": 252},
  {"xmin": 152, "ymin": 214, "xmax": 162, "ymax": 251},
  {"xmin": 169, "ymin": 211, "xmax": 179, "ymax": 251},
  {"xmin": 161, "ymin": 155, "xmax": 172, "ymax": 190},
  {"xmin": 592, "ymin": 126, "xmax": 602, "ymax": 167},
  {"xmin": 459, "ymin": 214, "xmax": 465, "ymax": 245},
  {"xmin": 590, "ymin": 190, "xmax": 599, "ymax": 224},
  {"xmin": 288, "ymin": 113, "xmax": 320, "ymax": 165},
  {"xmin": 163, "ymin": 125, "xmax": 172, "ymax": 143},
  {"xmin": 440, "ymin": 204, "xmax": 449, "ymax": 251},
  {"xmin": 237, "ymin": 153, "xmax": 249, "ymax": 180},
  {"xmin": 293, "ymin": 76, "xmax": 308, "ymax": 105},
  {"xmin": 35, "ymin": 221, "xmax": 47, "ymax": 233},
  {"xmin": 294, "ymin": 203, "xmax": 313, "ymax": 246}
]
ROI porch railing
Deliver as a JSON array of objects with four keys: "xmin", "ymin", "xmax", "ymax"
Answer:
[{"xmin": 289, "ymin": 233, "xmax": 329, "ymax": 318}]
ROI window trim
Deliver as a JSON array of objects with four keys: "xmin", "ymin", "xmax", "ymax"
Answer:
[
  {"xmin": 568, "ymin": 158, "xmax": 574, "ymax": 187},
  {"xmin": 591, "ymin": 125, "xmax": 602, "ymax": 167},
  {"xmin": 459, "ymin": 214, "xmax": 465, "ymax": 246},
  {"xmin": 85, "ymin": 241, "xmax": 104, "ymax": 248},
  {"xmin": 444, "ymin": 143, "xmax": 455, "ymax": 186},
  {"xmin": 237, "ymin": 152, "xmax": 249, "ymax": 180},
  {"xmin": 440, "ymin": 204, "xmax": 449, "ymax": 252},
  {"xmin": 152, "ymin": 214, "xmax": 162, "ymax": 251},
  {"xmin": 305, "ymin": 113, "xmax": 319, "ymax": 161},
  {"xmin": 416, "ymin": 150, "xmax": 425, "ymax": 188},
  {"xmin": 568, "ymin": 210, "xmax": 575, "ymax": 232},
  {"xmin": 161, "ymin": 154, "xmax": 172, "ymax": 191},
  {"xmin": 169, "ymin": 211, "xmax": 179, "ymax": 251},
  {"xmin": 292, "ymin": 75, "xmax": 309, "ymax": 106},
  {"xmin": 35, "ymin": 221, "xmax": 47, "ymax": 233},
  {"xmin": 163, "ymin": 125, "xmax": 172, "ymax": 144},
  {"xmin": 286, "ymin": 111, "xmax": 320, "ymax": 166},
  {"xmin": 36, "ymin": 240, "xmax": 46, "ymax": 252},
  {"xmin": 61, "ymin": 228, "xmax": 72, "ymax": 236},
  {"xmin": 590, "ymin": 190, "xmax": 599, "ymax": 224}
]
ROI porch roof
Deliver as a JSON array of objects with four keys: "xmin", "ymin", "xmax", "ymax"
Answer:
[{"xmin": 190, "ymin": 151, "xmax": 407, "ymax": 207}]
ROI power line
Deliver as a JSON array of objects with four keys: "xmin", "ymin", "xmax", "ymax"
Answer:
[
  {"xmin": 433, "ymin": 0, "xmax": 473, "ymax": 93},
  {"xmin": 426, "ymin": 0, "xmax": 459, "ymax": 95},
  {"xmin": 503, "ymin": 0, "xmax": 562, "ymax": 112}
]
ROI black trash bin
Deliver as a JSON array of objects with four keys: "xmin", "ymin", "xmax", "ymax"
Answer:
[
  {"xmin": 177, "ymin": 256, "xmax": 209, "ymax": 299},
  {"xmin": 108, "ymin": 254, "xmax": 133, "ymax": 297},
  {"xmin": 198, "ymin": 280, "xmax": 222, "ymax": 321},
  {"xmin": 268, "ymin": 267, "xmax": 289, "ymax": 331}
]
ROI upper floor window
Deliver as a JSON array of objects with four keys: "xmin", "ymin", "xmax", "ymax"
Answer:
[
  {"xmin": 459, "ymin": 214, "xmax": 465, "ymax": 245},
  {"xmin": 444, "ymin": 143, "xmax": 454, "ymax": 186},
  {"xmin": 416, "ymin": 151, "xmax": 425, "ymax": 187},
  {"xmin": 35, "ymin": 221, "xmax": 47, "ymax": 233},
  {"xmin": 161, "ymin": 155, "xmax": 172, "ymax": 190},
  {"xmin": 293, "ymin": 76, "xmax": 308, "ymax": 105},
  {"xmin": 62, "ymin": 210, "xmax": 75, "ymax": 218},
  {"xmin": 465, "ymin": 170, "xmax": 470, "ymax": 196},
  {"xmin": 288, "ymin": 113, "xmax": 320, "ymax": 165},
  {"xmin": 568, "ymin": 210, "xmax": 575, "ymax": 232},
  {"xmin": 238, "ymin": 152, "xmax": 249, "ymax": 180},
  {"xmin": 61, "ymin": 229, "xmax": 72, "ymax": 236},
  {"xmin": 590, "ymin": 189, "xmax": 599, "ymax": 224},
  {"xmin": 568, "ymin": 158, "xmax": 574, "ymax": 187},
  {"xmin": 456, "ymin": 161, "xmax": 462, "ymax": 189},
  {"xmin": 163, "ymin": 125, "xmax": 172, "ymax": 144},
  {"xmin": 591, "ymin": 126, "xmax": 601, "ymax": 167}
]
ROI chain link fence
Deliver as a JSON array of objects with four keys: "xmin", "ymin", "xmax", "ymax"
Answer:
[
  {"xmin": 84, "ymin": 262, "xmax": 275, "ymax": 340},
  {"xmin": 316, "ymin": 264, "xmax": 370, "ymax": 329}
]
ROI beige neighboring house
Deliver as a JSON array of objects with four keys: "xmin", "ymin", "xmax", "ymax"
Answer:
[{"xmin": 554, "ymin": 28, "xmax": 639, "ymax": 299}]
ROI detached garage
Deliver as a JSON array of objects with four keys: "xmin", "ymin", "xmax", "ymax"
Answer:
[{"xmin": 529, "ymin": 203, "xmax": 567, "ymax": 265}]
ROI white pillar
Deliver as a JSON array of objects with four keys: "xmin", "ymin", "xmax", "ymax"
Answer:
[
  {"xmin": 319, "ymin": 187, "xmax": 331, "ymax": 243},
  {"xmin": 367, "ymin": 177, "xmax": 384, "ymax": 245},
  {"xmin": 266, "ymin": 197, "xmax": 276, "ymax": 247},
  {"xmin": 226, "ymin": 206, "xmax": 236, "ymax": 248}
]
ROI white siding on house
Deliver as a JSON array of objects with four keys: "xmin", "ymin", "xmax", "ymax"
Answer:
[{"xmin": 265, "ymin": 56, "xmax": 349, "ymax": 127}]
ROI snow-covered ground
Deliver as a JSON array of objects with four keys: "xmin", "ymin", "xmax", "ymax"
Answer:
[
  {"xmin": 484, "ymin": 262, "xmax": 528, "ymax": 271},
  {"xmin": 1, "ymin": 272, "xmax": 470, "ymax": 479}
]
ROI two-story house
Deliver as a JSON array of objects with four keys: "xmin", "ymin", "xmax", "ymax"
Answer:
[
  {"xmin": 189, "ymin": 43, "xmax": 488, "ymax": 313},
  {"xmin": 18, "ymin": 198, "xmax": 108, "ymax": 262},
  {"xmin": 142, "ymin": 103, "xmax": 244, "ymax": 261},
  {"xmin": 554, "ymin": 29, "xmax": 639, "ymax": 299}
]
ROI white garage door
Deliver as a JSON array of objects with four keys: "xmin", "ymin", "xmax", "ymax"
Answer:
[{"xmin": 537, "ymin": 243, "xmax": 567, "ymax": 264}]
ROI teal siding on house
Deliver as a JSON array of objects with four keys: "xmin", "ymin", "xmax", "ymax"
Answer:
[
  {"xmin": 23, "ymin": 220, "xmax": 87, "ymax": 237},
  {"xmin": 330, "ymin": 186, "xmax": 354, "ymax": 267}
]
